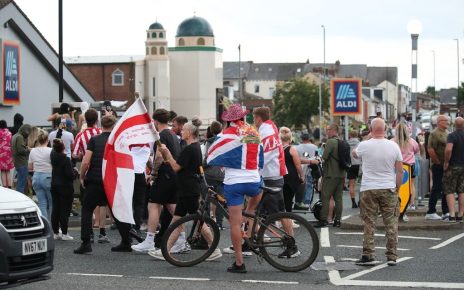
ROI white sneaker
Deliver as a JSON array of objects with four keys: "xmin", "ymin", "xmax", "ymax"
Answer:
[
  {"xmin": 402, "ymin": 214, "xmax": 409, "ymax": 222},
  {"xmin": 170, "ymin": 242, "xmax": 191, "ymax": 254},
  {"xmin": 206, "ymin": 248, "xmax": 222, "ymax": 261},
  {"xmin": 292, "ymin": 220, "xmax": 300, "ymax": 229},
  {"xmin": 263, "ymin": 234, "xmax": 271, "ymax": 242},
  {"xmin": 148, "ymin": 249, "xmax": 165, "ymax": 260},
  {"xmin": 61, "ymin": 234, "xmax": 74, "ymax": 241},
  {"xmin": 54, "ymin": 233, "xmax": 62, "ymax": 240},
  {"xmin": 131, "ymin": 240, "xmax": 155, "ymax": 253},
  {"xmin": 442, "ymin": 213, "xmax": 450, "ymax": 220},
  {"xmin": 409, "ymin": 205, "xmax": 416, "ymax": 210},
  {"xmin": 425, "ymin": 213, "xmax": 442, "ymax": 220},
  {"xmin": 223, "ymin": 245, "xmax": 252, "ymax": 256}
]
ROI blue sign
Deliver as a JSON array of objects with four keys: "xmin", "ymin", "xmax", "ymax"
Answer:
[
  {"xmin": 3, "ymin": 41, "xmax": 20, "ymax": 105},
  {"xmin": 331, "ymin": 79, "xmax": 361, "ymax": 115}
]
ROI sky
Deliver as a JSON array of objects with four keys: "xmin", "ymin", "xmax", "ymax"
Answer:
[{"xmin": 13, "ymin": 0, "xmax": 464, "ymax": 92}]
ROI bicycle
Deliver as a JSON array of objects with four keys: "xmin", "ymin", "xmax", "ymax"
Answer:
[{"xmin": 160, "ymin": 170, "xmax": 320, "ymax": 272}]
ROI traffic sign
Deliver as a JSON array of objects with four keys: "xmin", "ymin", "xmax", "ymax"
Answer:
[{"xmin": 331, "ymin": 78, "xmax": 361, "ymax": 115}]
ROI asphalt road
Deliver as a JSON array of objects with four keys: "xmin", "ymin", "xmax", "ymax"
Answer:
[{"xmin": 11, "ymin": 194, "xmax": 464, "ymax": 290}]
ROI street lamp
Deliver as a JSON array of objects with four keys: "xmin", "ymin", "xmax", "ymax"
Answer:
[
  {"xmin": 407, "ymin": 19, "xmax": 422, "ymax": 125},
  {"xmin": 319, "ymin": 25, "xmax": 325, "ymax": 139},
  {"xmin": 454, "ymin": 38, "xmax": 460, "ymax": 112},
  {"xmin": 431, "ymin": 50, "xmax": 436, "ymax": 110}
]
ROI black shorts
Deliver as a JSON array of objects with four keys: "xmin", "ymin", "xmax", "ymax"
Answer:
[
  {"xmin": 149, "ymin": 173, "xmax": 177, "ymax": 204},
  {"xmin": 83, "ymin": 180, "xmax": 108, "ymax": 207},
  {"xmin": 260, "ymin": 178, "xmax": 285, "ymax": 215},
  {"xmin": 174, "ymin": 195, "xmax": 200, "ymax": 217},
  {"xmin": 347, "ymin": 165, "xmax": 360, "ymax": 180}
]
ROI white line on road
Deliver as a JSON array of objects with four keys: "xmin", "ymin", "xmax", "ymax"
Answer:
[
  {"xmin": 320, "ymin": 227, "xmax": 330, "ymax": 247},
  {"xmin": 149, "ymin": 276, "xmax": 210, "ymax": 281},
  {"xmin": 336, "ymin": 245, "xmax": 410, "ymax": 251},
  {"xmin": 430, "ymin": 233, "xmax": 464, "ymax": 249},
  {"xmin": 341, "ymin": 215, "xmax": 352, "ymax": 221},
  {"xmin": 343, "ymin": 257, "xmax": 413, "ymax": 280},
  {"xmin": 340, "ymin": 258, "xmax": 358, "ymax": 262},
  {"xmin": 335, "ymin": 232, "xmax": 441, "ymax": 240},
  {"xmin": 67, "ymin": 273, "xmax": 123, "ymax": 278},
  {"xmin": 241, "ymin": 280, "xmax": 298, "ymax": 285}
]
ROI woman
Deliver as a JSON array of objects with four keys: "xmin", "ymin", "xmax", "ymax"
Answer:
[
  {"xmin": 347, "ymin": 130, "xmax": 362, "ymax": 208},
  {"xmin": 50, "ymin": 138, "xmax": 75, "ymax": 240},
  {"xmin": 393, "ymin": 123, "xmax": 419, "ymax": 213},
  {"xmin": 28, "ymin": 130, "xmax": 53, "ymax": 218},
  {"xmin": 0, "ymin": 120, "xmax": 14, "ymax": 188},
  {"xmin": 151, "ymin": 117, "xmax": 222, "ymax": 261},
  {"xmin": 279, "ymin": 127, "xmax": 304, "ymax": 213}
]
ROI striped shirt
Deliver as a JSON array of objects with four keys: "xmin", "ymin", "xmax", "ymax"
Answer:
[{"xmin": 72, "ymin": 127, "xmax": 102, "ymax": 158}]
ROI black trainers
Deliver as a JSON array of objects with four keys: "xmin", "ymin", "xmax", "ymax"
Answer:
[
  {"xmin": 387, "ymin": 258, "xmax": 397, "ymax": 266},
  {"xmin": 278, "ymin": 246, "xmax": 301, "ymax": 258},
  {"xmin": 74, "ymin": 243, "xmax": 92, "ymax": 254},
  {"xmin": 442, "ymin": 216, "xmax": 457, "ymax": 223},
  {"xmin": 227, "ymin": 262, "xmax": 247, "ymax": 273},
  {"xmin": 90, "ymin": 233, "xmax": 94, "ymax": 244},
  {"xmin": 314, "ymin": 220, "xmax": 328, "ymax": 228},
  {"xmin": 111, "ymin": 243, "xmax": 132, "ymax": 252},
  {"xmin": 456, "ymin": 216, "xmax": 463, "ymax": 223},
  {"xmin": 333, "ymin": 220, "xmax": 341, "ymax": 228},
  {"xmin": 355, "ymin": 255, "xmax": 377, "ymax": 266},
  {"xmin": 352, "ymin": 202, "xmax": 358, "ymax": 209}
]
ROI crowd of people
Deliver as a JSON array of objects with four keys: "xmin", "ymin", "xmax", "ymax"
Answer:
[{"xmin": 1, "ymin": 101, "xmax": 463, "ymax": 273}]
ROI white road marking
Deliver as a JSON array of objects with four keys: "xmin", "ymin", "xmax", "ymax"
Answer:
[
  {"xmin": 336, "ymin": 232, "xmax": 441, "ymax": 240},
  {"xmin": 430, "ymin": 233, "xmax": 464, "ymax": 249},
  {"xmin": 336, "ymin": 245, "xmax": 410, "ymax": 251},
  {"xmin": 343, "ymin": 257, "xmax": 413, "ymax": 280},
  {"xmin": 241, "ymin": 280, "xmax": 298, "ymax": 285},
  {"xmin": 320, "ymin": 227, "xmax": 330, "ymax": 247},
  {"xmin": 67, "ymin": 273, "xmax": 123, "ymax": 278},
  {"xmin": 341, "ymin": 215, "xmax": 352, "ymax": 221},
  {"xmin": 340, "ymin": 258, "xmax": 358, "ymax": 262},
  {"xmin": 149, "ymin": 277, "xmax": 210, "ymax": 281}
]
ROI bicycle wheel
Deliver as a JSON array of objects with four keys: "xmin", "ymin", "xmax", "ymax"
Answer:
[
  {"xmin": 161, "ymin": 214, "xmax": 220, "ymax": 267},
  {"xmin": 257, "ymin": 212, "xmax": 319, "ymax": 272}
]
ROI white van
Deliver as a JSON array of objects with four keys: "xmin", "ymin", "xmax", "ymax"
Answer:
[{"xmin": 0, "ymin": 187, "xmax": 54, "ymax": 284}]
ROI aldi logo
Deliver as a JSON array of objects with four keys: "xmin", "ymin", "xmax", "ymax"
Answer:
[
  {"xmin": 3, "ymin": 41, "xmax": 20, "ymax": 105},
  {"xmin": 331, "ymin": 79, "xmax": 361, "ymax": 115}
]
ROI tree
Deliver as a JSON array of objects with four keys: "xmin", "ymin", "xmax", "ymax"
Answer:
[
  {"xmin": 425, "ymin": 86, "xmax": 435, "ymax": 96},
  {"xmin": 272, "ymin": 78, "xmax": 330, "ymax": 130},
  {"xmin": 458, "ymin": 82, "xmax": 464, "ymax": 109}
]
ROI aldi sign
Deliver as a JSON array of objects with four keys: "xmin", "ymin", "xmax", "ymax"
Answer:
[
  {"xmin": 331, "ymin": 78, "xmax": 361, "ymax": 115},
  {"xmin": 3, "ymin": 41, "xmax": 20, "ymax": 105}
]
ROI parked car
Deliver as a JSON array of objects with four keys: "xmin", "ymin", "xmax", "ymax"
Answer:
[{"xmin": 0, "ymin": 187, "xmax": 54, "ymax": 284}]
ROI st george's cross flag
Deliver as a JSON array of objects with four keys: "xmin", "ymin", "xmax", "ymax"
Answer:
[{"xmin": 102, "ymin": 98, "xmax": 158, "ymax": 224}]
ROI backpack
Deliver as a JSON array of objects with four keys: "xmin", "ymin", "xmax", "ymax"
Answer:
[
  {"xmin": 334, "ymin": 139, "xmax": 351, "ymax": 170},
  {"xmin": 203, "ymin": 137, "xmax": 225, "ymax": 182}
]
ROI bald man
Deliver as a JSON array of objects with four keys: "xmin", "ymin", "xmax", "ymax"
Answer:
[
  {"xmin": 426, "ymin": 115, "xmax": 450, "ymax": 220},
  {"xmin": 442, "ymin": 117, "xmax": 464, "ymax": 222},
  {"xmin": 353, "ymin": 118, "xmax": 403, "ymax": 266}
]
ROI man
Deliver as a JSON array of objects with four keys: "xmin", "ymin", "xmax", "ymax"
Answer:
[
  {"xmin": 353, "ymin": 118, "xmax": 403, "ymax": 266},
  {"xmin": 347, "ymin": 130, "xmax": 361, "ymax": 208},
  {"xmin": 425, "ymin": 115, "xmax": 450, "ymax": 220},
  {"xmin": 48, "ymin": 118, "xmax": 74, "ymax": 159},
  {"xmin": 443, "ymin": 117, "xmax": 464, "ymax": 222},
  {"xmin": 11, "ymin": 124, "xmax": 32, "ymax": 194},
  {"xmin": 316, "ymin": 124, "xmax": 346, "ymax": 228},
  {"xmin": 74, "ymin": 115, "xmax": 130, "ymax": 254},
  {"xmin": 295, "ymin": 133, "xmax": 318, "ymax": 208},
  {"xmin": 172, "ymin": 115, "xmax": 188, "ymax": 149}
]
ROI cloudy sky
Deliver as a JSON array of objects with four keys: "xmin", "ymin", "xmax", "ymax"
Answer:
[{"xmin": 14, "ymin": 0, "xmax": 464, "ymax": 91}]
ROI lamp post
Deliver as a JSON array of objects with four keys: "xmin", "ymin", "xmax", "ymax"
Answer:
[
  {"xmin": 407, "ymin": 19, "xmax": 422, "ymax": 127},
  {"xmin": 431, "ymin": 50, "xmax": 436, "ymax": 110},
  {"xmin": 319, "ymin": 25, "xmax": 325, "ymax": 139},
  {"xmin": 454, "ymin": 38, "xmax": 460, "ymax": 111}
]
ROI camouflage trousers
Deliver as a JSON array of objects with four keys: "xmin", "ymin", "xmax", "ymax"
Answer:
[{"xmin": 360, "ymin": 188, "xmax": 400, "ymax": 260}]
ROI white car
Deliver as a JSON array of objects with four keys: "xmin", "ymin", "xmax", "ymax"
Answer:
[{"xmin": 0, "ymin": 187, "xmax": 54, "ymax": 284}]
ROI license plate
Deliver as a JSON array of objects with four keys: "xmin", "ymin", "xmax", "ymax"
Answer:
[{"xmin": 22, "ymin": 239, "xmax": 47, "ymax": 256}]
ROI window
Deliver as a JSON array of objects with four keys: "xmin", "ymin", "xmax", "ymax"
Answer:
[
  {"xmin": 151, "ymin": 47, "xmax": 157, "ymax": 55},
  {"xmin": 159, "ymin": 32, "xmax": 164, "ymax": 38},
  {"xmin": 151, "ymin": 32, "xmax": 157, "ymax": 38},
  {"xmin": 152, "ymin": 77, "xmax": 156, "ymax": 97},
  {"xmin": 269, "ymin": 87, "xmax": 275, "ymax": 98},
  {"xmin": 254, "ymin": 84, "xmax": 260, "ymax": 93},
  {"xmin": 112, "ymin": 69, "xmax": 124, "ymax": 86},
  {"xmin": 197, "ymin": 38, "xmax": 205, "ymax": 45},
  {"xmin": 160, "ymin": 47, "xmax": 165, "ymax": 55},
  {"xmin": 178, "ymin": 38, "xmax": 185, "ymax": 46}
]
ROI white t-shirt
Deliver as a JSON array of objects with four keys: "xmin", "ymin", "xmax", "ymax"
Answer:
[
  {"xmin": 355, "ymin": 138, "xmax": 403, "ymax": 192},
  {"xmin": 29, "ymin": 147, "xmax": 52, "ymax": 173},
  {"xmin": 296, "ymin": 143, "xmax": 318, "ymax": 176},
  {"xmin": 48, "ymin": 129, "xmax": 74, "ymax": 158},
  {"xmin": 223, "ymin": 168, "xmax": 261, "ymax": 185}
]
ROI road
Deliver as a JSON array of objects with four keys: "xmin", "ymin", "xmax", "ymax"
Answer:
[{"xmin": 13, "ymin": 195, "xmax": 464, "ymax": 290}]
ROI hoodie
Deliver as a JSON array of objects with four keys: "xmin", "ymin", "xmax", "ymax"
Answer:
[
  {"xmin": 9, "ymin": 113, "xmax": 24, "ymax": 135},
  {"xmin": 11, "ymin": 124, "xmax": 32, "ymax": 168},
  {"xmin": 50, "ymin": 150, "xmax": 74, "ymax": 187}
]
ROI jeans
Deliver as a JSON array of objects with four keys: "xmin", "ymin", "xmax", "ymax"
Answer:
[
  {"xmin": 15, "ymin": 166, "xmax": 28, "ymax": 194},
  {"xmin": 428, "ymin": 164, "xmax": 449, "ymax": 215},
  {"xmin": 304, "ymin": 175, "xmax": 314, "ymax": 204},
  {"xmin": 32, "ymin": 172, "xmax": 52, "ymax": 219}
]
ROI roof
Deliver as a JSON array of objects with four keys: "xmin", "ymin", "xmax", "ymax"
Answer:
[
  {"xmin": 438, "ymin": 88, "xmax": 458, "ymax": 104},
  {"xmin": 303, "ymin": 63, "xmax": 368, "ymax": 79},
  {"xmin": 176, "ymin": 16, "xmax": 214, "ymax": 37},
  {"xmin": 65, "ymin": 55, "xmax": 145, "ymax": 64},
  {"xmin": 149, "ymin": 22, "xmax": 164, "ymax": 30},
  {"xmin": 0, "ymin": 0, "xmax": 12, "ymax": 9},
  {"xmin": 366, "ymin": 66, "xmax": 398, "ymax": 86},
  {"xmin": 224, "ymin": 62, "xmax": 306, "ymax": 81},
  {"xmin": 223, "ymin": 61, "xmax": 252, "ymax": 79}
]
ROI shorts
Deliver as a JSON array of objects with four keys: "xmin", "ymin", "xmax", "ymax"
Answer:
[
  {"xmin": 223, "ymin": 182, "xmax": 261, "ymax": 206},
  {"xmin": 443, "ymin": 166, "xmax": 464, "ymax": 195},
  {"xmin": 347, "ymin": 165, "xmax": 360, "ymax": 180},
  {"xmin": 149, "ymin": 173, "xmax": 177, "ymax": 204},
  {"xmin": 83, "ymin": 180, "xmax": 108, "ymax": 207},
  {"xmin": 260, "ymin": 178, "xmax": 285, "ymax": 215},
  {"xmin": 174, "ymin": 195, "xmax": 200, "ymax": 217}
]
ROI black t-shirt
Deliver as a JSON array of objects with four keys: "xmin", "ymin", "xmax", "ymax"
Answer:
[
  {"xmin": 85, "ymin": 132, "xmax": 110, "ymax": 182},
  {"xmin": 176, "ymin": 142, "xmax": 202, "ymax": 197},
  {"xmin": 448, "ymin": 130, "xmax": 464, "ymax": 167},
  {"xmin": 154, "ymin": 129, "xmax": 180, "ymax": 177}
]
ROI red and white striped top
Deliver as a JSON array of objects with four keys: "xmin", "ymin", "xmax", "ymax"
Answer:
[{"xmin": 72, "ymin": 127, "xmax": 102, "ymax": 158}]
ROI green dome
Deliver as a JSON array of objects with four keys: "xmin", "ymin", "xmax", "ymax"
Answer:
[
  {"xmin": 176, "ymin": 16, "xmax": 214, "ymax": 37},
  {"xmin": 149, "ymin": 22, "xmax": 164, "ymax": 30}
]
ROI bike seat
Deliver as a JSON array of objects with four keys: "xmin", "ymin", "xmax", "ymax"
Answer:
[{"xmin": 260, "ymin": 185, "xmax": 281, "ymax": 194}]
